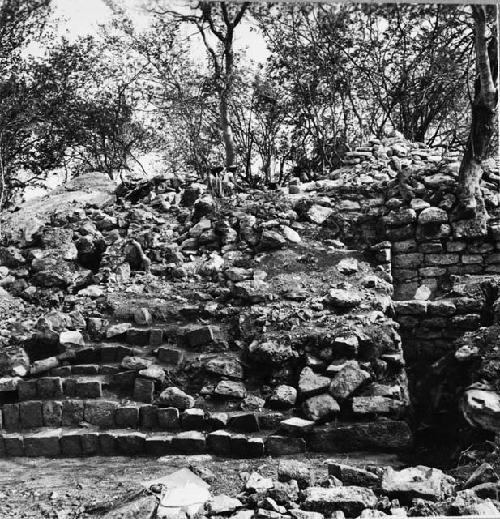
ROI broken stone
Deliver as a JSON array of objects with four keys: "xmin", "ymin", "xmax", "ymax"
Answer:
[
  {"xmin": 328, "ymin": 462, "xmax": 379, "ymax": 487},
  {"xmin": 280, "ymin": 416, "xmax": 315, "ymax": 436},
  {"xmin": 299, "ymin": 367, "xmax": 331, "ymax": 397},
  {"xmin": 381, "ymin": 466, "xmax": 455, "ymax": 503},
  {"xmin": 268, "ymin": 385, "xmax": 297, "ymax": 408},
  {"xmin": 214, "ymin": 380, "xmax": 247, "ymax": 399},
  {"xmin": 308, "ymin": 205, "xmax": 333, "ymax": 225},
  {"xmin": 326, "ymin": 289, "xmax": 362, "ymax": 310},
  {"xmin": 207, "ymin": 494, "xmax": 242, "ymax": 515},
  {"xmin": 337, "ymin": 258, "xmax": 358, "ymax": 275},
  {"xmin": 158, "ymin": 387, "xmax": 195, "ymax": 410},
  {"xmin": 329, "ymin": 365, "xmax": 370, "ymax": 400},
  {"xmin": 278, "ymin": 459, "xmax": 311, "ymax": 488},
  {"xmin": 302, "ymin": 394, "xmax": 340, "ymax": 422},
  {"xmin": 303, "ymin": 486, "xmax": 377, "ymax": 516}
]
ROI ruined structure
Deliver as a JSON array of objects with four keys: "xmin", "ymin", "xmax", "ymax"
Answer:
[{"xmin": 0, "ymin": 135, "xmax": 498, "ymax": 462}]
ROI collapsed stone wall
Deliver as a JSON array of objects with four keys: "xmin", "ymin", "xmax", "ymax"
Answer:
[{"xmin": 0, "ymin": 136, "xmax": 498, "ymax": 460}]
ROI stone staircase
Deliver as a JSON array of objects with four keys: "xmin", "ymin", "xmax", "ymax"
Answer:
[{"xmin": 0, "ymin": 245, "xmax": 413, "ymax": 458}]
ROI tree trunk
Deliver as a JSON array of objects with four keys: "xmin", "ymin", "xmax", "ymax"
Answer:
[
  {"xmin": 458, "ymin": 6, "xmax": 498, "ymax": 214},
  {"xmin": 220, "ymin": 87, "xmax": 235, "ymax": 169}
]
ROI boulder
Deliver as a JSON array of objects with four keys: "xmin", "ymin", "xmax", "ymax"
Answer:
[
  {"xmin": 381, "ymin": 466, "xmax": 455, "ymax": 503},
  {"xmin": 158, "ymin": 387, "xmax": 195, "ymax": 410},
  {"xmin": 308, "ymin": 205, "xmax": 333, "ymax": 225}
]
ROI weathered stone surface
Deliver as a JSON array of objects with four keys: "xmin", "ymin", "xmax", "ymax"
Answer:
[
  {"xmin": 308, "ymin": 421, "xmax": 413, "ymax": 452},
  {"xmin": 302, "ymin": 394, "xmax": 340, "ymax": 422},
  {"xmin": 214, "ymin": 380, "xmax": 247, "ymax": 399},
  {"xmin": 308, "ymin": 205, "xmax": 333, "ymax": 225},
  {"xmin": 381, "ymin": 466, "xmax": 455, "ymax": 502},
  {"xmin": 158, "ymin": 387, "xmax": 194, "ymax": 410},
  {"xmin": 278, "ymin": 459, "xmax": 311, "ymax": 488},
  {"xmin": 249, "ymin": 340, "xmax": 295, "ymax": 365},
  {"xmin": 418, "ymin": 207, "xmax": 448, "ymax": 225},
  {"xmin": 171, "ymin": 431, "xmax": 206, "ymax": 454},
  {"xmin": 204, "ymin": 356, "xmax": 243, "ymax": 379},
  {"xmin": 328, "ymin": 462, "xmax": 379, "ymax": 487},
  {"xmin": 352, "ymin": 396, "xmax": 404, "ymax": 415},
  {"xmin": 269, "ymin": 385, "xmax": 297, "ymax": 408},
  {"xmin": 303, "ymin": 486, "xmax": 377, "ymax": 516},
  {"xmin": 462, "ymin": 389, "xmax": 500, "ymax": 432},
  {"xmin": 84, "ymin": 400, "xmax": 118, "ymax": 428},
  {"xmin": 280, "ymin": 417, "xmax": 315, "ymax": 436},
  {"xmin": 299, "ymin": 367, "xmax": 331, "ymax": 397},
  {"xmin": 326, "ymin": 289, "xmax": 362, "ymax": 310},
  {"xmin": 266, "ymin": 435, "xmax": 305, "ymax": 456},
  {"xmin": 329, "ymin": 365, "xmax": 370, "ymax": 400}
]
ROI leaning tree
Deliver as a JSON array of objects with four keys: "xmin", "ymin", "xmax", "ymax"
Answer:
[{"xmin": 458, "ymin": 5, "xmax": 498, "ymax": 215}]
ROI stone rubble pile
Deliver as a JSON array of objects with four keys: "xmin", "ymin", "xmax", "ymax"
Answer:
[
  {"xmin": 104, "ymin": 460, "xmax": 500, "ymax": 519},
  {"xmin": 0, "ymin": 134, "xmax": 499, "ymax": 459}
]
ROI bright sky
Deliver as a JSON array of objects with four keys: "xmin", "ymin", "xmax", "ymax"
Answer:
[{"xmin": 51, "ymin": 0, "xmax": 269, "ymax": 63}]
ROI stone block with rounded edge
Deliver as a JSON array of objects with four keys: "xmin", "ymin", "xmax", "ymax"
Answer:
[
  {"xmin": 157, "ymin": 407, "xmax": 180, "ymax": 430},
  {"xmin": 3, "ymin": 403, "xmax": 20, "ymax": 431},
  {"xmin": 3, "ymin": 434, "xmax": 24, "ymax": 456},
  {"xmin": 84, "ymin": 400, "xmax": 118, "ymax": 428},
  {"xmin": 181, "ymin": 408, "xmax": 205, "ymax": 430},
  {"xmin": 37, "ymin": 377, "xmax": 63, "ymax": 399},
  {"xmin": 115, "ymin": 406, "xmax": 139, "ymax": 428},
  {"xmin": 207, "ymin": 429, "xmax": 232, "ymax": 456},
  {"xmin": 99, "ymin": 432, "xmax": 118, "ymax": 455},
  {"xmin": 20, "ymin": 400, "xmax": 43, "ymax": 428},
  {"xmin": 81, "ymin": 432, "xmax": 100, "ymax": 455},
  {"xmin": 62, "ymin": 400, "xmax": 84, "ymax": 426},
  {"xmin": 24, "ymin": 430, "xmax": 61, "ymax": 457},
  {"xmin": 18, "ymin": 380, "xmax": 38, "ymax": 401},
  {"xmin": 134, "ymin": 378, "xmax": 154, "ymax": 404},
  {"xmin": 145, "ymin": 435, "xmax": 173, "ymax": 456},
  {"xmin": 60, "ymin": 433, "xmax": 82, "ymax": 456},
  {"xmin": 42, "ymin": 400, "xmax": 62, "ymax": 427},
  {"xmin": 266, "ymin": 435, "xmax": 306, "ymax": 456},
  {"xmin": 140, "ymin": 405, "xmax": 158, "ymax": 429},
  {"xmin": 116, "ymin": 432, "xmax": 146, "ymax": 455},
  {"xmin": 171, "ymin": 431, "xmax": 206, "ymax": 454},
  {"xmin": 75, "ymin": 380, "xmax": 102, "ymax": 399}
]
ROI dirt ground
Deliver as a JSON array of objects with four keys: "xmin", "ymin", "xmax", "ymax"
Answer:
[{"xmin": 0, "ymin": 452, "xmax": 405, "ymax": 518}]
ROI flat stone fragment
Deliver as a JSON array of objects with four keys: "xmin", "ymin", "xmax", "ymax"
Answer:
[
  {"xmin": 155, "ymin": 468, "xmax": 211, "ymax": 519},
  {"xmin": 381, "ymin": 466, "xmax": 455, "ymax": 503},
  {"xmin": 328, "ymin": 462, "xmax": 379, "ymax": 487},
  {"xmin": 303, "ymin": 486, "xmax": 377, "ymax": 516},
  {"xmin": 308, "ymin": 421, "xmax": 413, "ymax": 452},
  {"xmin": 280, "ymin": 417, "xmax": 315, "ymax": 436},
  {"xmin": 207, "ymin": 494, "xmax": 242, "ymax": 514},
  {"xmin": 0, "ymin": 377, "xmax": 21, "ymax": 392},
  {"xmin": 352, "ymin": 396, "xmax": 405, "ymax": 415},
  {"xmin": 266, "ymin": 435, "xmax": 305, "ymax": 456},
  {"xmin": 278, "ymin": 459, "xmax": 311, "ymax": 488},
  {"xmin": 214, "ymin": 380, "xmax": 247, "ymax": 399}
]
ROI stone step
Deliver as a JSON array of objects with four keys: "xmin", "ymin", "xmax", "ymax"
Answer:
[
  {"xmin": 0, "ymin": 428, "xmax": 266, "ymax": 458},
  {"xmin": 1, "ymin": 402, "xmax": 287, "ymax": 434},
  {"xmin": 0, "ymin": 419, "xmax": 412, "ymax": 458}
]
